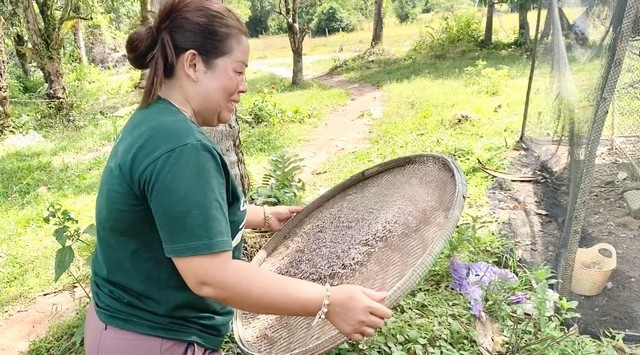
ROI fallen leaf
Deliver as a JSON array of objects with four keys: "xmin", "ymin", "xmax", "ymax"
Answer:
[
  {"xmin": 616, "ymin": 171, "xmax": 629, "ymax": 183},
  {"xmin": 534, "ymin": 209, "xmax": 549, "ymax": 216},
  {"xmin": 35, "ymin": 186, "xmax": 48, "ymax": 195},
  {"xmin": 475, "ymin": 314, "xmax": 505, "ymax": 355}
]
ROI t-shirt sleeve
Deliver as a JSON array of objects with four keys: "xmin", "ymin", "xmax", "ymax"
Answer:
[{"xmin": 141, "ymin": 141, "xmax": 232, "ymax": 257}]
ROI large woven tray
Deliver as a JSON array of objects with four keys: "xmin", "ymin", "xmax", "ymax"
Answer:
[{"xmin": 233, "ymin": 153, "xmax": 467, "ymax": 354}]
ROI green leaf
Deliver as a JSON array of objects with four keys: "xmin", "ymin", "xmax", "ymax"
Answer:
[
  {"xmin": 54, "ymin": 246, "xmax": 75, "ymax": 282},
  {"xmin": 54, "ymin": 226, "xmax": 69, "ymax": 246},
  {"xmin": 72, "ymin": 319, "xmax": 85, "ymax": 343},
  {"xmin": 82, "ymin": 223, "xmax": 97, "ymax": 237}
]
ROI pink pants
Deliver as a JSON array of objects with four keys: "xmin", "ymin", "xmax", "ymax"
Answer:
[{"xmin": 84, "ymin": 302, "xmax": 223, "ymax": 355}]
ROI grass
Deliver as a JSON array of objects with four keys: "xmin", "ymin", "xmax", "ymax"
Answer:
[{"xmin": 305, "ymin": 47, "xmax": 534, "ymax": 203}]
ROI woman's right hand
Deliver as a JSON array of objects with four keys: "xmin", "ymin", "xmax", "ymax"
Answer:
[{"xmin": 325, "ymin": 285, "xmax": 393, "ymax": 342}]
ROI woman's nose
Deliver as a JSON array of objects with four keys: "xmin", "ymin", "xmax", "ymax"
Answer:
[{"xmin": 239, "ymin": 75, "xmax": 248, "ymax": 93}]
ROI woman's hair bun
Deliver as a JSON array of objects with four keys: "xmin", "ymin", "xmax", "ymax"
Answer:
[{"xmin": 125, "ymin": 25, "xmax": 158, "ymax": 70}]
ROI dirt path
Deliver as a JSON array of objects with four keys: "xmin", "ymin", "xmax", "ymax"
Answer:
[
  {"xmin": 0, "ymin": 285, "xmax": 88, "ymax": 354},
  {"xmin": 0, "ymin": 56, "xmax": 383, "ymax": 354},
  {"xmin": 251, "ymin": 56, "xmax": 384, "ymax": 184}
]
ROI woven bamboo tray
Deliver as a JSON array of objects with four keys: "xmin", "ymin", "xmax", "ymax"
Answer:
[{"xmin": 233, "ymin": 153, "xmax": 467, "ymax": 355}]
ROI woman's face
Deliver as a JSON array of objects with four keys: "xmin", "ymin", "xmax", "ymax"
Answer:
[{"xmin": 192, "ymin": 36, "xmax": 249, "ymax": 127}]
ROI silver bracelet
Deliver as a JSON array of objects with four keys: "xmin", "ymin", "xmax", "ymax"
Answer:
[{"xmin": 312, "ymin": 283, "xmax": 331, "ymax": 325}]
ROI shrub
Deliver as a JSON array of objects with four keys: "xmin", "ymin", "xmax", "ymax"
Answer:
[
  {"xmin": 236, "ymin": 88, "xmax": 314, "ymax": 128},
  {"xmin": 463, "ymin": 60, "xmax": 510, "ymax": 96},
  {"xmin": 393, "ymin": 0, "xmax": 420, "ymax": 24},
  {"xmin": 410, "ymin": 11, "xmax": 483, "ymax": 58},
  {"xmin": 312, "ymin": 3, "xmax": 359, "ymax": 36}
]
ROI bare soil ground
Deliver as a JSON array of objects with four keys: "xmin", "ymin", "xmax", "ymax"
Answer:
[
  {"xmin": 487, "ymin": 139, "xmax": 640, "ymax": 342},
  {"xmin": 0, "ymin": 285, "xmax": 88, "ymax": 354}
]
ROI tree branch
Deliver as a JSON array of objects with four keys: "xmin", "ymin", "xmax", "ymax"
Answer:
[
  {"xmin": 284, "ymin": 0, "xmax": 292, "ymax": 20},
  {"xmin": 275, "ymin": 0, "xmax": 286, "ymax": 19},
  {"xmin": 23, "ymin": 0, "xmax": 46, "ymax": 58}
]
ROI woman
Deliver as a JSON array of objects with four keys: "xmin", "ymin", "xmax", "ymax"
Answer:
[{"xmin": 84, "ymin": 0, "xmax": 392, "ymax": 354}]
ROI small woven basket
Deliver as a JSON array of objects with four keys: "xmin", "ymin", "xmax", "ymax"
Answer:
[{"xmin": 233, "ymin": 153, "xmax": 467, "ymax": 355}]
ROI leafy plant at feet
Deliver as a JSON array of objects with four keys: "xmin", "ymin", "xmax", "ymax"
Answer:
[
  {"xmin": 44, "ymin": 202, "xmax": 95, "ymax": 295},
  {"xmin": 248, "ymin": 151, "xmax": 306, "ymax": 206}
]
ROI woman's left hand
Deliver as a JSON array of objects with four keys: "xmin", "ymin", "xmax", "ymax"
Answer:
[{"xmin": 266, "ymin": 205, "xmax": 304, "ymax": 232}]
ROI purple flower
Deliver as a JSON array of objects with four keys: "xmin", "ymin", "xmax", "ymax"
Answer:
[
  {"xmin": 449, "ymin": 258, "xmax": 519, "ymax": 318},
  {"xmin": 467, "ymin": 286, "xmax": 484, "ymax": 317},
  {"xmin": 467, "ymin": 262, "xmax": 517, "ymax": 287},
  {"xmin": 508, "ymin": 292, "xmax": 531, "ymax": 305},
  {"xmin": 449, "ymin": 258, "xmax": 470, "ymax": 293}
]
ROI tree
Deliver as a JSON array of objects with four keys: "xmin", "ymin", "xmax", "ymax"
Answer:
[
  {"xmin": 247, "ymin": 0, "xmax": 275, "ymax": 37},
  {"xmin": 480, "ymin": 0, "xmax": 534, "ymax": 47},
  {"xmin": 276, "ymin": 0, "xmax": 307, "ymax": 85},
  {"xmin": 203, "ymin": 113, "xmax": 250, "ymax": 196},
  {"xmin": 2, "ymin": 1, "xmax": 32, "ymax": 78},
  {"xmin": 516, "ymin": 0, "xmax": 533, "ymax": 46},
  {"xmin": 13, "ymin": 33, "xmax": 31, "ymax": 78},
  {"xmin": 21, "ymin": 0, "xmax": 91, "ymax": 110},
  {"xmin": 482, "ymin": 0, "xmax": 496, "ymax": 46},
  {"xmin": 73, "ymin": 20, "xmax": 88, "ymax": 65},
  {"xmin": 0, "ymin": 15, "xmax": 10, "ymax": 134},
  {"xmin": 136, "ymin": 0, "xmax": 154, "ymax": 89},
  {"xmin": 371, "ymin": 0, "xmax": 383, "ymax": 47}
]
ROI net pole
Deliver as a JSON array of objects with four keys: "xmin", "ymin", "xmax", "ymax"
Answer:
[
  {"xmin": 557, "ymin": 0, "xmax": 638, "ymax": 297},
  {"xmin": 520, "ymin": 0, "xmax": 545, "ymax": 143}
]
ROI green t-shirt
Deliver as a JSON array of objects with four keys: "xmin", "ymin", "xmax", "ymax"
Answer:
[{"xmin": 91, "ymin": 96, "xmax": 247, "ymax": 349}]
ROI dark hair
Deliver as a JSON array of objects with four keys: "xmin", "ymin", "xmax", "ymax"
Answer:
[{"xmin": 126, "ymin": 0, "xmax": 249, "ymax": 107}]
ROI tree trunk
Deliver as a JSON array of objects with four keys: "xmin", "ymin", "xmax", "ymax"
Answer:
[
  {"xmin": 518, "ymin": 3, "xmax": 531, "ymax": 46},
  {"xmin": 281, "ymin": 0, "xmax": 306, "ymax": 86},
  {"xmin": 541, "ymin": 6, "xmax": 570, "ymax": 41},
  {"xmin": 203, "ymin": 114, "xmax": 250, "ymax": 196},
  {"xmin": 483, "ymin": 0, "xmax": 495, "ymax": 47},
  {"xmin": 73, "ymin": 20, "xmax": 88, "ymax": 65},
  {"xmin": 22, "ymin": 0, "xmax": 68, "ymax": 106},
  {"xmin": 0, "ymin": 16, "xmax": 10, "ymax": 134},
  {"xmin": 371, "ymin": 0, "xmax": 384, "ymax": 48},
  {"xmin": 288, "ymin": 24, "xmax": 304, "ymax": 85},
  {"xmin": 13, "ymin": 33, "xmax": 31, "ymax": 78},
  {"xmin": 137, "ymin": 0, "xmax": 154, "ymax": 89}
]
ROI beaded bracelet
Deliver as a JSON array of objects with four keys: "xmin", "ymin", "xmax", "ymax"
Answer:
[
  {"xmin": 313, "ymin": 283, "xmax": 331, "ymax": 325},
  {"xmin": 262, "ymin": 205, "xmax": 271, "ymax": 230}
]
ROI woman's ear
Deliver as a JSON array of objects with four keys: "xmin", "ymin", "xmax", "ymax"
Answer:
[{"xmin": 181, "ymin": 49, "xmax": 200, "ymax": 82}]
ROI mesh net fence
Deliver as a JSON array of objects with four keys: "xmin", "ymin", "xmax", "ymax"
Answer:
[{"xmin": 518, "ymin": 0, "xmax": 640, "ymax": 341}]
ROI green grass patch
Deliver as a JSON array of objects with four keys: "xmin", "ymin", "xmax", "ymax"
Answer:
[{"xmin": 311, "ymin": 51, "xmax": 532, "ymax": 209}]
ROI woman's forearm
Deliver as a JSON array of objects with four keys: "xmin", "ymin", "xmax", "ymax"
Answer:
[
  {"xmin": 245, "ymin": 204, "xmax": 266, "ymax": 230},
  {"xmin": 173, "ymin": 252, "xmax": 325, "ymax": 316}
]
